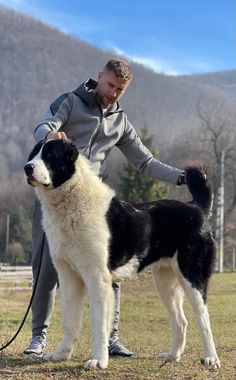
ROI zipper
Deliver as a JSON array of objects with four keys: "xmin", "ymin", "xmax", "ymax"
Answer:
[{"xmin": 87, "ymin": 105, "xmax": 104, "ymax": 159}]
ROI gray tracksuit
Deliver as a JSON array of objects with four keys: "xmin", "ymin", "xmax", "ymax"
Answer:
[
  {"xmin": 31, "ymin": 78, "xmax": 182, "ymax": 340},
  {"xmin": 35, "ymin": 79, "xmax": 181, "ymax": 183}
]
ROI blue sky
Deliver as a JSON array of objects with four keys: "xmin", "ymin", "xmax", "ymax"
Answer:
[{"xmin": 0, "ymin": 0, "xmax": 235, "ymax": 75}]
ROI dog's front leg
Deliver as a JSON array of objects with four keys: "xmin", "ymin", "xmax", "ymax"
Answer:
[
  {"xmin": 84, "ymin": 272, "xmax": 114, "ymax": 369},
  {"xmin": 44, "ymin": 260, "xmax": 86, "ymax": 361}
]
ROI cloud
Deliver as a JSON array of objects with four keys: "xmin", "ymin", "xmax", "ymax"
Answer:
[
  {"xmin": 112, "ymin": 47, "xmax": 179, "ymax": 76},
  {"xmin": 130, "ymin": 56, "xmax": 179, "ymax": 76},
  {"xmin": 111, "ymin": 45, "xmax": 215, "ymax": 76}
]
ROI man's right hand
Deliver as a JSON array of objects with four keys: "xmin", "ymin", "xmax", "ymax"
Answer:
[{"xmin": 46, "ymin": 131, "xmax": 68, "ymax": 140}]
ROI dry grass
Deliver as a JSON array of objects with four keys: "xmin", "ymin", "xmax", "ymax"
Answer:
[{"xmin": 0, "ymin": 272, "xmax": 235, "ymax": 379}]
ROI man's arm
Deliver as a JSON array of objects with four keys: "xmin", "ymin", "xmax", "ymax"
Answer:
[
  {"xmin": 116, "ymin": 118, "xmax": 182, "ymax": 185},
  {"xmin": 34, "ymin": 93, "xmax": 73, "ymax": 141}
]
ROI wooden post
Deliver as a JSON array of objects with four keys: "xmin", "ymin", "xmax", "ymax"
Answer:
[
  {"xmin": 215, "ymin": 150, "xmax": 224, "ymax": 273},
  {"xmin": 4, "ymin": 213, "xmax": 10, "ymax": 263},
  {"xmin": 232, "ymin": 246, "xmax": 236, "ymax": 272}
]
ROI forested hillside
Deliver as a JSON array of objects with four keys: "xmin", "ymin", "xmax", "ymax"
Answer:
[
  {"xmin": 183, "ymin": 70, "xmax": 236, "ymax": 102},
  {"xmin": 0, "ymin": 6, "xmax": 235, "ymax": 182}
]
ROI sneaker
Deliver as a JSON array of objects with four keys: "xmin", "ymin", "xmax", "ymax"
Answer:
[
  {"xmin": 108, "ymin": 339, "xmax": 134, "ymax": 357},
  {"xmin": 24, "ymin": 335, "xmax": 46, "ymax": 357}
]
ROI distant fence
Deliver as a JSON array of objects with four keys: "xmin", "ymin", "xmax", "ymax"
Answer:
[{"xmin": 0, "ymin": 265, "xmax": 32, "ymax": 282}]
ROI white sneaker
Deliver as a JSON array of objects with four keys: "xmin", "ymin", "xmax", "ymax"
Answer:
[{"xmin": 24, "ymin": 336, "xmax": 46, "ymax": 356}]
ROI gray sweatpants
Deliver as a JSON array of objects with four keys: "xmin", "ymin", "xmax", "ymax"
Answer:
[{"xmin": 31, "ymin": 199, "xmax": 120, "ymax": 341}]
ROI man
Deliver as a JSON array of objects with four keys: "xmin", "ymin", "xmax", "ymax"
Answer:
[{"xmin": 24, "ymin": 59, "xmax": 185, "ymax": 357}]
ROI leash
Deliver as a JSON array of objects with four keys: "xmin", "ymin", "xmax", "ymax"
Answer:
[{"xmin": 0, "ymin": 233, "xmax": 45, "ymax": 352}]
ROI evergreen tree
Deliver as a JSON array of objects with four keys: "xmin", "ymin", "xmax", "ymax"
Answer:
[
  {"xmin": 10, "ymin": 206, "xmax": 32, "ymax": 264},
  {"xmin": 118, "ymin": 128, "xmax": 168, "ymax": 202}
]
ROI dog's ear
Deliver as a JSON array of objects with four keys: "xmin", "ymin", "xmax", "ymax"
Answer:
[
  {"xmin": 28, "ymin": 140, "xmax": 45, "ymax": 161},
  {"xmin": 65, "ymin": 142, "xmax": 79, "ymax": 163}
]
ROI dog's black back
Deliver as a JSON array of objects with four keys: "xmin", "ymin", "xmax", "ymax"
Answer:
[{"xmin": 106, "ymin": 166, "xmax": 215, "ymax": 302}]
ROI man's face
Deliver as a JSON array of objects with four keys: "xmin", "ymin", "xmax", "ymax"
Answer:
[{"xmin": 96, "ymin": 70, "xmax": 131, "ymax": 108}]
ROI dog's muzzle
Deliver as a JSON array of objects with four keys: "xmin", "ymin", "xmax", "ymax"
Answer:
[
  {"xmin": 24, "ymin": 163, "xmax": 34, "ymax": 176},
  {"xmin": 24, "ymin": 163, "xmax": 36, "ymax": 185},
  {"xmin": 24, "ymin": 163, "xmax": 51, "ymax": 188}
]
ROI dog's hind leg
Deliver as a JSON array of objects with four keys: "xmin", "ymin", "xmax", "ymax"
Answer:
[
  {"xmin": 178, "ymin": 275, "xmax": 220, "ymax": 368},
  {"xmin": 44, "ymin": 260, "xmax": 86, "ymax": 361},
  {"xmin": 84, "ymin": 271, "xmax": 114, "ymax": 369},
  {"xmin": 151, "ymin": 263, "xmax": 188, "ymax": 363}
]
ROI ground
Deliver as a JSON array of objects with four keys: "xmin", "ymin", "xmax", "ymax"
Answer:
[{"xmin": 0, "ymin": 272, "xmax": 235, "ymax": 379}]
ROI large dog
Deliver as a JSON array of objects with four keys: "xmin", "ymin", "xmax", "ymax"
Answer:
[{"xmin": 24, "ymin": 139, "xmax": 220, "ymax": 369}]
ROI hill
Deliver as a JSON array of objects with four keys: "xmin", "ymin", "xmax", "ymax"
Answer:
[
  {"xmin": 0, "ymin": 6, "xmax": 235, "ymax": 186},
  {"xmin": 182, "ymin": 70, "xmax": 236, "ymax": 102}
]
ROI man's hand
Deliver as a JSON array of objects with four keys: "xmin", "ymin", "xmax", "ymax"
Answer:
[
  {"xmin": 46, "ymin": 131, "xmax": 68, "ymax": 140},
  {"xmin": 176, "ymin": 171, "xmax": 186, "ymax": 186}
]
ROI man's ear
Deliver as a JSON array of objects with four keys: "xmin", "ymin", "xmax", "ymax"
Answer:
[{"xmin": 98, "ymin": 71, "xmax": 103, "ymax": 81}]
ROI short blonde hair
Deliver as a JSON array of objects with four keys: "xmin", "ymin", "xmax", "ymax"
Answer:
[{"xmin": 104, "ymin": 59, "xmax": 133, "ymax": 81}]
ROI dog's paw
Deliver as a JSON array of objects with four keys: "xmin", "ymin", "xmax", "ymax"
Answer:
[
  {"xmin": 201, "ymin": 356, "xmax": 221, "ymax": 369},
  {"xmin": 158, "ymin": 352, "xmax": 181, "ymax": 363},
  {"xmin": 84, "ymin": 357, "xmax": 108, "ymax": 369},
  {"xmin": 43, "ymin": 351, "xmax": 70, "ymax": 361}
]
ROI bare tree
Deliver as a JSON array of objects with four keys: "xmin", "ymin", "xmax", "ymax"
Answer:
[{"xmin": 197, "ymin": 97, "xmax": 236, "ymax": 268}]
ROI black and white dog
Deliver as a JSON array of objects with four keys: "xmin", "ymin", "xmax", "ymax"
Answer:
[{"xmin": 24, "ymin": 139, "xmax": 220, "ymax": 369}]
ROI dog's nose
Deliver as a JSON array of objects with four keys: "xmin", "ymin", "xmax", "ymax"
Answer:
[{"xmin": 24, "ymin": 163, "xmax": 34, "ymax": 176}]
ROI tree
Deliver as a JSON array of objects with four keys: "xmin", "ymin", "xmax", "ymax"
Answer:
[
  {"xmin": 7, "ymin": 242, "xmax": 25, "ymax": 265},
  {"xmin": 10, "ymin": 206, "xmax": 32, "ymax": 264},
  {"xmin": 197, "ymin": 97, "xmax": 236, "ymax": 269},
  {"xmin": 118, "ymin": 128, "xmax": 168, "ymax": 202}
]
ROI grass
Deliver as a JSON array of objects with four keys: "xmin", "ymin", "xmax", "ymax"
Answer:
[
  {"xmin": 0, "ymin": 281, "xmax": 31, "ymax": 288},
  {"xmin": 0, "ymin": 272, "xmax": 235, "ymax": 380}
]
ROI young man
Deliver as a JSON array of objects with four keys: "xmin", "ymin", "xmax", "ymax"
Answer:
[{"xmin": 24, "ymin": 59, "xmax": 185, "ymax": 357}]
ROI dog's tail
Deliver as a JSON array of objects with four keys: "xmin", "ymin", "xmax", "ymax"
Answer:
[{"xmin": 185, "ymin": 164, "xmax": 213, "ymax": 216}]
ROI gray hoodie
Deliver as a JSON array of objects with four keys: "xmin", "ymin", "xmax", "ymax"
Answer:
[{"xmin": 34, "ymin": 79, "xmax": 181, "ymax": 184}]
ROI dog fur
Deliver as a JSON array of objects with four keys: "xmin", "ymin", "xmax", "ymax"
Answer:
[{"xmin": 24, "ymin": 139, "xmax": 220, "ymax": 369}]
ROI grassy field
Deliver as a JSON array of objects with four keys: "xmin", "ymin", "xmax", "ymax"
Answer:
[{"xmin": 0, "ymin": 272, "xmax": 235, "ymax": 380}]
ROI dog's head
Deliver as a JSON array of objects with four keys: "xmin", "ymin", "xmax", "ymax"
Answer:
[{"xmin": 24, "ymin": 139, "xmax": 79, "ymax": 189}]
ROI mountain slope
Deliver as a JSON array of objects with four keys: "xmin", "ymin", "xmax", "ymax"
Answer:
[
  {"xmin": 0, "ymin": 6, "xmax": 235, "ymax": 184},
  {"xmin": 182, "ymin": 70, "xmax": 236, "ymax": 102}
]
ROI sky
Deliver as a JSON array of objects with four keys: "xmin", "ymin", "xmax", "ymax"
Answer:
[{"xmin": 0, "ymin": 0, "xmax": 235, "ymax": 76}]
